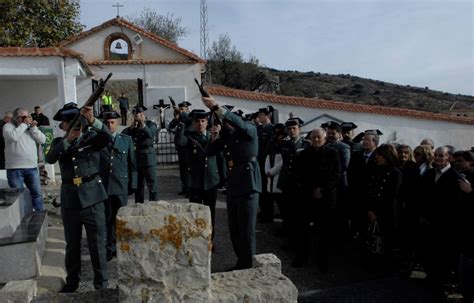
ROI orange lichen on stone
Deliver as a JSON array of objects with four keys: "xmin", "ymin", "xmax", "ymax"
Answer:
[
  {"xmin": 116, "ymin": 218, "xmax": 142, "ymax": 241},
  {"xmin": 120, "ymin": 242, "xmax": 130, "ymax": 252},
  {"xmin": 148, "ymin": 215, "xmax": 208, "ymax": 250},
  {"xmin": 150, "ymin": 215, "xmax": 183, "ymax": 250},
  {"xmin": 207, "ymin": 234, "xmax": 213, "ymax": 252}
]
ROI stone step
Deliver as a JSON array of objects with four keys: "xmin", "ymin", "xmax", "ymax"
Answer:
[
  {"xmin": 0, "ymin": 188, "xmax": 32, "ymax": 238},
  {"xmin": 0, "ymin": 211, "xmax": 48, "ymax": 283}
]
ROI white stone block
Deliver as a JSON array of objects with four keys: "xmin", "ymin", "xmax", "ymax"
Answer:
[
  {"xmin": 0, "ymin": 280, "xmax": 37, "ymax": 303},
  {"xmin": 253, "ymin": 253, "xmax": 282, "ymax": 273},
  {"xmin": 117, "ymin": 201, "xmax": 212, "ymax": 303},
  {"xmin": 211, "ymin": 267, "xmax": 298, "ymax": 303}
]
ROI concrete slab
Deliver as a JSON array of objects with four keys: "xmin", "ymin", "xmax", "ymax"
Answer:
[
  {"xmin": 0, "ymin": 189, "xmax": 23, "ymax": 238},
  {"xmin": 0, "ymin": 279, "xmax": 37, "ymax": 303},
  {"xmin": 0, "ymin": 212, "xmax": 48, "ymax": 283}
]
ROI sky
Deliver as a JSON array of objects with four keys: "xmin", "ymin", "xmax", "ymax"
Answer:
[{"xmin": 79, "ymin": 0, "xmax": 473, "ymax": 96}]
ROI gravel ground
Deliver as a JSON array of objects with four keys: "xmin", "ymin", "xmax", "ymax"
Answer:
[{"xmin": 33, "ymin": 165, "xmax": 454, "ymax": 302}]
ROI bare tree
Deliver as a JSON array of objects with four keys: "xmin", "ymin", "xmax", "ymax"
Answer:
[{"xmin": 127, "ymin": 8, "xmax": 186, "ymax": 44}]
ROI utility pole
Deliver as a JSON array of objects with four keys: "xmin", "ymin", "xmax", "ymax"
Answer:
[{"xmin": 200, "ymin": 0, "xmax": 211, "ymax": 83}]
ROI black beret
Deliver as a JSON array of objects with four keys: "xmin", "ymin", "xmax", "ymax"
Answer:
[{"xmin": 258, "ymin": 107, "xmax": 270, "ymax": 115}]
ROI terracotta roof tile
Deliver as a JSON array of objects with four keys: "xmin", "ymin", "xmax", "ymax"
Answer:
[
  {"xmin": 207, "ymin": 85, "xmax": 474, "ymax": 125},
  {"xmin": 88, "ymin": 59, "xmax": 198, "ymax": 65},
  {"xmin": 0, "ymin": 47, "xmax": 83, "ymax": 59},
  {"xmin": 60, "ymin": 17, "xmax": 205, "ymax": 64}
]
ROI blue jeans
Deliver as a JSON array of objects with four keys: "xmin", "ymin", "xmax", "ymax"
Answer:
[{"xmin": 7, "ymin": 168, "xmax": 44, "ymax": 211}]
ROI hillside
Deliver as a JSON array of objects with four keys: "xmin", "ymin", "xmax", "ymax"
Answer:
[{"xmin": 264, "ymin": 69, "xmax": 474, "ymax": 113}]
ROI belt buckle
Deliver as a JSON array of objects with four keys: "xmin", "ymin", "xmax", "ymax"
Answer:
[
  {"xmin": 227, "ymin": 160, "xmax": 234, "ymax": 168},
  {"xmin": 73, "ymin": 177, "xmax": 82, "ymax": 186}
]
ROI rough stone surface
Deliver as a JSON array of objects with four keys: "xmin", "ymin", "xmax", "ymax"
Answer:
[
  {"xmin": 253, "ymin": 253, "xmax": 282, "ymax": 273},
  {"xmin": 0, "ymin": 280, "xmax": 37, "ymax": 303},
  {"xmin": 116, "ymin": 201, "xmax": 212, "ymax": 303},
  {"xmin": 210, "ymin": 267, "xmax": 298, "ymax": 303}
]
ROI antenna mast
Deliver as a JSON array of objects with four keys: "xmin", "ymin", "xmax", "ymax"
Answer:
[{"xmin": 200, "ymin": 0, "xmax": 211, "ymax": 83}]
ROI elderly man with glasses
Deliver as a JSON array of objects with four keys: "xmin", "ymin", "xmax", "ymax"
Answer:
[{"xmin": 2, "ymin": 107, "xmax": 46, "ymax": 211}]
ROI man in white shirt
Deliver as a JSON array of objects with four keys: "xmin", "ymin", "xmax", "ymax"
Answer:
[{"xmin": 3, "ymin": 107, "xmax": 46, "ymax": 211}]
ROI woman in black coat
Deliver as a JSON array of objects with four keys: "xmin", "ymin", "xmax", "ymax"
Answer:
[
  {"xmin": 397, "ymin": 144, "xmax": 422, "ymax": 275},
  {"xmin": 365, "ymin": 144, "xmax": 402, "ymax": 268}
]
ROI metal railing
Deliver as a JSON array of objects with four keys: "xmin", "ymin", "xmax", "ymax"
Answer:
[{"xmin": 155, "ymin": 130, "xmax": 178, "ymax": 165}]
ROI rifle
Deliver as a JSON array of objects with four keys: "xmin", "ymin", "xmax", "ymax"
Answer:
[
  {"xmin": 65, "ymin": 73, "xmax": 113, "ymax": 136},
  {"xmin": 169, "ymin": 96, "xmax": 180, "ymax": 116},
  {"xmin": 194, "ymin": 78, "xmax": 220, "ymax": 127},
  {"xmin": 194, "ymin": 78, "xmax": 210, "ymax": 97}
]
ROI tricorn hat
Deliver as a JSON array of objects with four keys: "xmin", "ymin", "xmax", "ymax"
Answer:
[
  {"xmin": 101, "ymin": 111, "xmax": 121, "ymax": 120},
  {"xmin": 53, "ymin": 102, "xmax": 79, "ymax": 122},
  {"xmin": 285, "ymin": 117, "xmax": 304, "ymax": 127},
  {"xmin": 341, "ymin": 122, "xmax": 358, "ymax": 132},
  {"xmin": 189, "ymin": 109, "xmax": 208, "ymax": 120},
  {"xmin": 178, "ymin": 101, "xmax": 192, "ymax": 108},
  {"xmin": 132, "ymin": 105, "xmax": 147, "ymax": 114}
]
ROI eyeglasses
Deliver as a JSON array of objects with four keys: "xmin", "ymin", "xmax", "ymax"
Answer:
[{"xmin": 20, "ymin": 115, "xmax": 30, "ymax": 120}]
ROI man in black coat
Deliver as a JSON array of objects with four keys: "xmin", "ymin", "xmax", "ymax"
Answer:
[
  {"xmin": 293, "ymin": 128, "xmax": 340, "ymax": 270},
  {"xmin": 420, "ymin": 146, "xmax": 464, "ymax": 288},
  {"xmin": 347, "ymin": 130, "xmax": 379, "ymax": 237}
]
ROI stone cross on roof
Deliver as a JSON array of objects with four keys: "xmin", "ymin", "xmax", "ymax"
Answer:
[{"xmin": 112, "ymin": 2, "xmax": 124, "ymax": 17}]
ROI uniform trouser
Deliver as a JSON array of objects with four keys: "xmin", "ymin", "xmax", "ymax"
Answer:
[
  {"xmin": 136, "ymin": 165, "xmax": 158, "ymax": 203},
  {"xmin": 62, "ymin": 202, "xmax": 108, "ymax": 289},
  {"xmin": 104, "ymin": 195, "xmax": 126, "ymax": 257},
  {"xmin": 176, "ymin": 148, "xmax": 187, "ymax": 192},
  {"xmin": 120, "ymin": 108, "xmax": 127, "ymax": 125},
  {"xmin": 189, "ymin": 187, "xmax": 217, "ymax": 240},
  {"xmin": 258, "ymin": 164, "xmax": 273, "ymax": 220},
  {"xmin": 226, "ymin": 192, "xmax": 259, "ymax": 269},
  {"xmin": 282, "ymin": 189, "xmax": 299, "ymax": 244},
  {"xmin": 295, "ymin": 204, "xmax": 337, "ymax": 270}
]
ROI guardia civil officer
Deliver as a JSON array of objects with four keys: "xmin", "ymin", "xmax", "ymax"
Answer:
[
  {"xmin": 99, "ymin": 111, "xmax": 137, "ymax": 261},
  {"xmin": 168, "ymin": 101, "xmax": 192, "ymax": 196},
  {"xmin": 175, "ymin": 109, "xmax": 219, "ymax": 241},
  {"xmin": 256, "ymin": 107, "xmax": 274, "ymax": 223},
  {"xmin": 122, "ymin": 105, "xmax": 158, "ymax": 202},
  {"xmin": 203, "ymin": 96, "xmax": 261, "ymax": 270},
  {"xmin": 277, "ymin": 117, "xmax": 310, "ymax": 244},
  {"xmin": 46, "ymin": 103, "xmax": 112, "ymax": 292}
]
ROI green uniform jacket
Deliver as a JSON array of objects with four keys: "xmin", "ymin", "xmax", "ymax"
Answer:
[
  {"xmin": 46, "ymin": 121, "xmax": 112, "ymax": 209},
  {"xmin": 175, "ymin": 124, "xmax": 219, "ymax": 191},
  {"xmin": 277, "ymin": 136, "xmax": 311, "ymax": 192},
  {"xmin": 209, "ymin": 110, "xmax": 261, "ymax": 197},
  {"xmin": 122, "ymin": 120, "xmax": 157, "ymax": 168},
  {"xmin": 99, "ymin": 133, "xmax": 137, "ymax": 206}
]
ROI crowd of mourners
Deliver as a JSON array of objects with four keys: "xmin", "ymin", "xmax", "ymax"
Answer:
[
  {"xmin": 171, "ymin": 101, "xmax": 474, "ymax": 302},
  {"xmin": 1, "ymin": 95, "xmax": 472, "ymax": 300}
]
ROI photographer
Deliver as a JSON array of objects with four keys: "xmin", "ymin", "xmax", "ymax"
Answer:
[{"xmin": 3, "ymin": 107, "xmax": 46, "ymax": 211}]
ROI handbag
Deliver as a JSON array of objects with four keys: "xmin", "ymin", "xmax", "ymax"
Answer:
[{"xmin": 366, "ymin": 220, "xmax": 384, "ymax": 255}]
